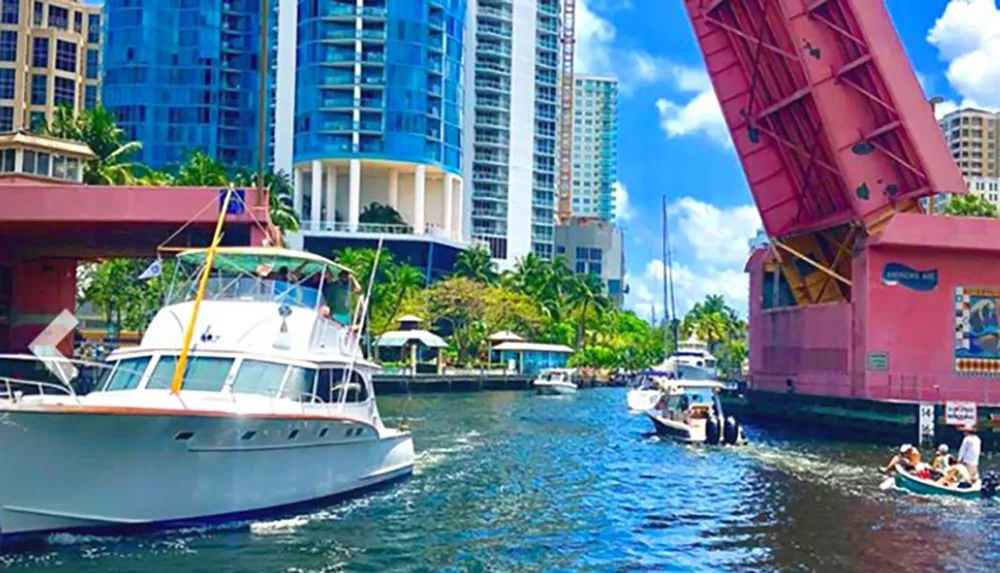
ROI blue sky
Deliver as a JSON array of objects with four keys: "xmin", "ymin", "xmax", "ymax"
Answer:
[{"xmin": 590, "ymin": 0, "xmax": 1000, "ymax": 319}]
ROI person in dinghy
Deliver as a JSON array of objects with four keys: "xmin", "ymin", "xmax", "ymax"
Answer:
[{"xmin": 880, "ymin": 444, "xmax": 930, "ymax": 477}]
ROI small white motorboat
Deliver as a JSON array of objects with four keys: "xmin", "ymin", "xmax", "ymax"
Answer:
[
  {"xmin": 533, "ymin": 368, "xmax": 578, "ymax": 395},
  {"xmin": 646, "ymin": 380, "xmax": 745, "ymax": 445},
  {"xmin": 626, "ymin": 370, "xmax": 664, "ymax": 412}
]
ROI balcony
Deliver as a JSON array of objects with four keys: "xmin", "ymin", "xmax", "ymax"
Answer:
[
  {"xmin": 359, "ymin": 6, "xmax": 387, "ymax": 19},
  {"xmin": 477, "ymin": 24, "xmax": 512, "ymax": 39},
  {"xmin": 479, "ymin": 5, "xmax": 512, "ymax": 21},
  {"xmin": 321, "ymin": 4, "xmax": 357, "ymax": 19}
]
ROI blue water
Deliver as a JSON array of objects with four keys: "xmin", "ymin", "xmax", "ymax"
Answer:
[{"xmin": 2, "ymin": 389, "xmax": 998, "ymax": 572}]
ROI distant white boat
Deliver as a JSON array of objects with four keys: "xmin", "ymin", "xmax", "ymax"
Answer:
[
  {"xmin": 626, "ymin": 371, "xmax": 663, "ymax": 412},
  {"xmin": 533, "ymin": 368, "xmax": 578, "ymax": 395},
  {"xmin": 658, "ymin": 335, "xmax": 719, "ymax": 381}
]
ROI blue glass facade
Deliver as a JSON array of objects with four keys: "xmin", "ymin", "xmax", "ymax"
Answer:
[
  {"xmin": 294, "ymin": 0, "xmax": 465, "ymax": 173},
  {"xmin": 102, "ymin": 0, "xmax": 262, "ymax": 170}
]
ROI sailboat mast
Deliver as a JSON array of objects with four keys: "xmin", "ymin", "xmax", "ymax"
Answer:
[
  {"xmin": 661, "ymin": 195, "xmax": 669, "ymax": 352},
  {"xmin": 664, "ymin": 196, "xmax": 679, "ymax": 348}
]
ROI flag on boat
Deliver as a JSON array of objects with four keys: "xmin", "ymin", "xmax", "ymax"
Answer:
[{"xmin": 137, "ymin": 258, "xmax": 162, "ymax": 280}]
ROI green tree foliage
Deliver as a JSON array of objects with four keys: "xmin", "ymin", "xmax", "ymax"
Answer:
[
  {"xmin": 78, "ymin": 258, "xmax": 174, "ymax": 333},
  {"xmin": 454, "ymin": 244, "xmax": 499, "ymax": 285},
  {"xmin": 43, "ymin": 105, "xmax": 148, "ymax": 185},
  {"xmin": 359, "ymin": 203, "xmax": 408, "ymax": 228},
  {"xmin": 942, "ymin": 193, "xmax": 1000, "ymax": 218},
  {"xmin": 679, "ymin": 295, "xmax": 748, "ymax": 379}
]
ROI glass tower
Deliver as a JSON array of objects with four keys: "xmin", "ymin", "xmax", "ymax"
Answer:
[
  {"xmin": 572, "ymin": 75, "xmax": 618, "ymax": 221},
  {"xmin": 294, "ymin": 0, "xmax": 465, "ymax": 172},
  {"xmin": 102, "ymin": 0, "xmax": 262, "ymax": 170}
]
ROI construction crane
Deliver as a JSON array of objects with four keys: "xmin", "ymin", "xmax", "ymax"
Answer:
[{"xmin": 556, "ymin": 0, "xmax": 576, "ymax": 225}]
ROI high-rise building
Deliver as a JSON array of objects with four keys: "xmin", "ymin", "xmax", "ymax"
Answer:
[
  {"xmin": 554, "ymin": 216, "xmax": 626, "ymax": 308},
  {"xmin": 0, "ymin": 0, "xmax": 101, "ymax": 132},
  {"xmin": 938, "ymin": 107, "xmax": 1000, "ymax": 179},
  {"xmin": 278, "ymin": 0, "xmax": 470, "ymax": 283},
  {"xmin": 463, "ymin": 0, "xmax": 559, "ymax": 269},
  {"xmin": 571, "ymin": 75, "xmax": 617, "ymax": 221},
  {"xmin": 102, "ymin": 0, "xmax": 262, "ymax": 169}
]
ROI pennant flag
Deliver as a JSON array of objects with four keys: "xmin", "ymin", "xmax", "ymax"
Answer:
[
  {"xmin": 219, "ymin": 188, "xmax": 247, "ymax": 215},
  {"xmin": 137, "ymin": 258, "xmax": 162, "ymax": 281}
]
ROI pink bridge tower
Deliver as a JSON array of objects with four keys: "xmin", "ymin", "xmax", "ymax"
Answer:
[{"xmin": 682, "ymin": 0, "xmax": 1000, "ymax": 408}]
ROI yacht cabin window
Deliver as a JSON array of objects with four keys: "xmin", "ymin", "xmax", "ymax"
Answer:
[
  {"xmin": 145, "ymin": 356, "xmax": 234, "ymax": 392},
  {"xmin": 282, "ymin": 366, "xmax": 317, "ymax": 401},
  {"xmin": 230, "ymin": 359, "xmax": 289, "ymax": 396},
  {"xmin": 313, "ymin": 368, "xmax": 369, "ymax": 403},
  {"xmin": 100, "ymin": 356, "xmax": 151, "ymax": 392}
]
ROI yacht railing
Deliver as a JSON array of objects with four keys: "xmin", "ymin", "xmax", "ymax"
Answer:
[{"xmin": 1, "ymin": 375, "xmax": 79, "ymax": 403}]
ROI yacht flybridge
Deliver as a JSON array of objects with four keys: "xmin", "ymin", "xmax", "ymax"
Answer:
[{"xmin": 0, "ymin": 245, "xmax": 414, "ymax": 539}]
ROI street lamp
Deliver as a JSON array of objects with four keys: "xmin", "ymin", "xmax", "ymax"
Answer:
[{"xmin": 929, "ymin": 95, "xmax": 945, "ymax": 115}]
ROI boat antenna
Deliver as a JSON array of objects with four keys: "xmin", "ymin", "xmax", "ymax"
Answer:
[
  {"xmin": 337, "ymin": 235, "xmax": 385, "ymax": 412},
  {"xmin": 664, "ymin": 195, "xmax": 679, "ymax": 348},
  {"xmin": 170, "ymin": 187, "xmax": 234, "ymax": 394}
]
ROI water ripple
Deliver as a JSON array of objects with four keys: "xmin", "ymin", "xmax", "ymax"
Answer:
[{"xmin": 3, "ymin": 389, "xmax": 1000, "ymax": 572}]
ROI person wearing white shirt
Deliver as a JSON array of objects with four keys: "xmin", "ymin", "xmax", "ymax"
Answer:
[{"xmin": 957, "ymin": 424, "xmax": 982, "ymax": 482}]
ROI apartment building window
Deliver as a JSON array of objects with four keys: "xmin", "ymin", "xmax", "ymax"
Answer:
[
  {"xmin": 1, "ymin": 0, "xmax": 17, "ymax": 24},
  {"xmin": 84, "ymin": 84, "xmax": 96, "ymax": 109},
  {"xmin": 30, "ymin": 73, "xmax": 46, "ymax": 105},
  {"xmin": 48, "ymin": 5, "xmax": 67, "ymax": 30},
  {"xmin": 53, "ymin": 76, "xmax": 74, "ymax": 106},
  {"xmin": 0, "ymin": 68, "xmax": 13, "ymax": 100},
  {"xmin": 0, "ymin": 106, "xmax": 12, "ymax": 131},
  {"xmin": 85, "ymin": 48, "xmax": 97, "ymax": 79},
  {"xmin": 32, "ymin": 1, "xmax": 41, "ymax": 26},
  {"xmin": 0, "ymin": 31, "xmax": 15, "ymax": 62},
  {"xmin": 29, "ymin": 111, "xmax": 45, "ymax": 130},
  {"xmin": 73, "ymin": 11, "xmax": 81, "ymax": 33},
  {"xmin": 55, "ymin": 40, "xmax": 76, "ymax": 73},
  {"xmin": 32, "ymin": 37, "xmax": 48, "ymax": 67},
  {"xmin": 87, "ymin": 14, "xmax": 100, "ymax": 43}
]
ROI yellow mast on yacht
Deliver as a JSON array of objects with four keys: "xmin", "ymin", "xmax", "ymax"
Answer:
[{"xmin": 170, "ymin": 188, "xmax": 235, "ymax": 394}]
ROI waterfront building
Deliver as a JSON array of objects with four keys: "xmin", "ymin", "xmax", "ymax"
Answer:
[
  {"xmin": 937, "ymin": 107, "xmax": 1000, "ymax": 179},
  {"xmin": 280, "ymin": 0, "xmax": 469, "ymax": 284},
  {"xmin": 0, "ymin": 0, "xmax": 101, "ymax": 132},
  {"xmin": 554, "ymin": 216, "xmax": 625, "ymax": 308},
  {"xmin": 462, "ymin": 0, "xmax": 560, "ymax": 269},
  {"xmin": 571, "ymin": 75, "xmax": 618, "ymax": 221},
  {"xmin": 102, "ymin": 0, "xmax": 262, "ymax": 169}
]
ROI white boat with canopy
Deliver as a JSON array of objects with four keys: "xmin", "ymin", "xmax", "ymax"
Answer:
[
  {"xmin": 646, "ymin": 380, "xmax": 746, "ymax": 445},
  {"xmin": 532, "ymin": 368, "xmax": 578, "ymax": 395},
  {"xmin": 0, "ymin": 236, "xmax": 414, "ymax": 538}
]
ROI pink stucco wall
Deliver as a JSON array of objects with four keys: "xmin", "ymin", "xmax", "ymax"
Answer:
[{"xmin": 748, "ymin": 214, "xmax": 1000, "ymax": 405}]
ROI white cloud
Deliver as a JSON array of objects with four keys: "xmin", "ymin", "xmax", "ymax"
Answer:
[
  {"xmin": 575, "ymin": 0, "xmax": 681, "ymax": 95},
  {"xmin": 927, "ymin": 0, "xmax": 1000, "ymax": 109},
  {"xmin": 612, "ymin": 181, "xmax": 633, "ymax": 222},
  {"xmin": 626, "ymin": 197, "xmax": 760, "ymax": 319},
  {"xmin": 934, "ymin": 99, "xmax": 960, "ymax": 119},
  {"xmin": 670, "ymin": 197, "xmax": 761, "ymax": 267}
]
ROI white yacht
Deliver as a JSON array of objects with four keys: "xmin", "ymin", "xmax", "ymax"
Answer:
[
  {"xmin": 0, "ymin": 247, "xmax": 414, "ymax": 539},
  {"xmin": 660, "ymin": 335, "xmax": 719, "ymax": 381},
  {"xmin": 532, "ymin": 368, "xmax": 578, "ymax": 395}
]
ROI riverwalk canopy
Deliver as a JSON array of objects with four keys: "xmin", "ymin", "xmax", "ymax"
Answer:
[{"xmin": 374, "ymin": 330, "xmax": 448, "ymax": 349}]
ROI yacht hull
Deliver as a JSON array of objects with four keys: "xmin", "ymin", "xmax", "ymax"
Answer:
[
  {"xmin": 534, "ymin": 381, "xmax": 577, "ymax": 395},
  {"xmin": 646, "ymin": 413, "xmax": 704, "ymax": 443},
  {"xmin": 0, "ymin": 409, "xmax": 414, "ymax": 538}
]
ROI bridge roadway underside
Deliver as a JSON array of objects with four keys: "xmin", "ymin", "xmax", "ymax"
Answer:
[{"xmin": 0, "ymin": 180, "xmax": 270, "ymax": 352}]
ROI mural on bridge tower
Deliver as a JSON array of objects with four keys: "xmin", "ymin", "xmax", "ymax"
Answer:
[{"xmin": 955, "ymin": 287, "xmax": 1000, "ymax": 376}]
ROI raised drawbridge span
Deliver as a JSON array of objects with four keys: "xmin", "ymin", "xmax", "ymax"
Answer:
[{"xmin": 682, "ymin": 0, "xmax": 965, "ymax": 306}]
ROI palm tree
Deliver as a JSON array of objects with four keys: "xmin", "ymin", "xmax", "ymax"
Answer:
[
  {"xmin": 380, "ymin": 264, "xmax": 426, "ymax": 331},
  {"xmin": 567, "ymin": 272, "xmax": 610, "ymax": 350},
  {"xmin": 454, "ymin": 244, "xmax": 498, "ymax": 284},
  {"xmin": 43, "ymin": 105, "xmax": 144, "ymax": 185},
  {"xmin": 173, "ymin": 150, "xmax": 231, "ymax": 186}
]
